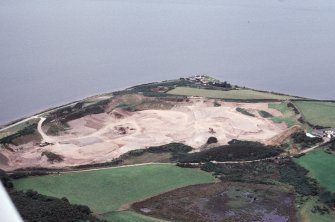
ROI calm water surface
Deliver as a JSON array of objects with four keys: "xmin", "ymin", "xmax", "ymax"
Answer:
[{"xmin": 1, "ymin": 0, "xmax": 335, "ymax": 124}]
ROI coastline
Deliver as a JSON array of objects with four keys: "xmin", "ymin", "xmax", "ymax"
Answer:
[{"xmin": 1, "ymin": 77, "xmax": 334, "ymax": 130}]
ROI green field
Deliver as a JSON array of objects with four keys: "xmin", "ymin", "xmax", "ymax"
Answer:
[
  {"xmin": 14, "ymin": 164, "xmax": 214, "ymax": 215},
  {"xmin": 295, "ymin": 151, "xmax": 335, "ymax": 192},
  {"xmin": 293, "ymin": 101, "xmax": 335, "ymax": 128},
  {"xmin": 168, "ymin": 87, "xmax": 297, "ymax": 100},
  {"xmin": 268, "ymin": 102, "xmax": 298, "ymax": 127}
]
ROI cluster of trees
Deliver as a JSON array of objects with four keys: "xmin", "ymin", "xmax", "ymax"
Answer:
[
  {"xmin": 278, "ymin": 160, "xmax": 318, "ymax": 196},
  {"xmin": 200, "ymin": 160, "xmax": 279, "ymax": 184},
  {"xmin": 292, "ymin": 132, "xmax": 323, "ymax": 147},
  {"xmin": 178, "ymin": 140, "xmax": 282, "ymax": 163},
  {"xmin": 125, "ymin": 143, "xmax": 193, "ymax": 161},
  {"xmin": 10, "ymin": 190, "xmax": 100, "ymax": 222},
  {"xmin": 0, "ymin": 169, "xmax": 100, "ymax": 221},
  {"xmin": 208, "ymin": 81, "xmax": 232, "ymax": 88}
]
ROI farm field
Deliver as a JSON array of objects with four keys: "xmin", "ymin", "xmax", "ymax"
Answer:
[
  {"xmin": 295, "ymin": 150, "xmax": 335, "ymax": 192},
  {"xmin": 13, "ymin": 164, "xmax": 214, "ymax": 214},
  {"xmin": 293, "ymin": 101, "xmax": 335, "ymax": 128},
  {"xmin": 168, "ymin": 87, "xmax": 297, "ymax": 100}
]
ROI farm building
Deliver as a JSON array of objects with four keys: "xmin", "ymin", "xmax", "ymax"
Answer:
[{"xmin": 312, "ymin": 128, "xmax": 335, "ymax": 138}]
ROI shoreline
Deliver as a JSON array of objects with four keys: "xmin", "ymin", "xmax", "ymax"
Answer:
[
  {"xmin": 0, "ymin": 78, "xmax": 168, "ymax": 128},
  {"xmin": 1, "ymin": 77, "xmax": 334, "ymax": 130}
]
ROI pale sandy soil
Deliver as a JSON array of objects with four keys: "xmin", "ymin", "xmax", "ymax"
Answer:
[{"xmin": 0, "ymin": 99, "xmax": 288, "ymax": 170}]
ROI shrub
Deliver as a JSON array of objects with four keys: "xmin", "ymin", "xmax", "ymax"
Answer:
[
  {"xmin": 258, "ymin": 110, "xmax": 273, "ymax": 118},
  {"xmin": 200, "ymin": 162, "xmax": 216, "ymax": 172},
  {"xmin": 41, "ymin": 151, "xmax": 63, "ymax": 163},
  {"xmin": 206, "ymin": 137, "xmax": 218, "ymax": 144},
  {"xmin": 213, "ymin": 101, "xmax": 221, "ymax": 107},
  {"xmin": 236, "ymin": 107, "xmax": 255, "ymax": 117}
]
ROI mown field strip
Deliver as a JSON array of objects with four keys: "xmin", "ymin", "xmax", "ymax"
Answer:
[
  {"xmin": 14, "ymin": 164, "xmax": 215, "ymax": 213},
  {"xmin": 168, "ymin": 87, "xmax": 297, "ymax": 100}
]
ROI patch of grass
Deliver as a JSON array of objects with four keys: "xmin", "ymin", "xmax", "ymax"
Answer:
[
  {"xmin": 269, "ymin": 102, "xmax": 298, "ymax": 127},
  {"xmin": 269, "ymin": 102, "xmax": 290, "ymax": 113},
  {"xmin": 271, "ymin": 116, "xmax": 296, "ymax": 128},
  {"xmin": 104, "ymin": 211, "xmax": 165, "ymax": 222},
  {"xmin": 168, "ymin": 87, "xmax": 297, "ymax": 100},
  {"xmin": 14, "ymin": 164, "xmax": 214, "ymax": 213},
  {"xmin": 293, "ymin": 101, "xmax": 335, "ymax": 128},
  {"xmin": 294, "ymin": 150, "xmax": 335, "ymax": 192}
]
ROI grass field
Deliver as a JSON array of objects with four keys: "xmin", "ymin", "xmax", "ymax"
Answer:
[
  {"xmin": 268, "ymin": 102, "xmax": 298, "ymax": 127},
  {"xmin": 295, "ymin": 151, "xmax": 335, "ymax": 192},
  {"xmin": 293, "ymin": 101, "xmax": 335, "ymax": 128},
  {"xmin": 167, "ymin": 87, "xmax": 297, "ymax": 100},
  {"xmin": 14, "ymin": 164, "xmax": 214, "ymax": 214}
]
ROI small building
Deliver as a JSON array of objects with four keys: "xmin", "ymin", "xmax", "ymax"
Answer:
[{"xmin": 312, "ymin": 128, "xmax": 335, "ymax": 138}]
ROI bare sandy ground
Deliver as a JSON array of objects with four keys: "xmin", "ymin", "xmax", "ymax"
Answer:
[{"xmin": 0, "ymin": 99, "xmax": 288, "ymax": 170}]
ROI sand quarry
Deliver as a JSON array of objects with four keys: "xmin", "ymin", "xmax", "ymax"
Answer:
[{"xmin": 1, "ymin": 98, "xmax": 289, "ymax": 170}]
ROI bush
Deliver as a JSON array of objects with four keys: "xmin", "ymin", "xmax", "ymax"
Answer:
[
  {"xmin": 200, "ymin": 162, "xmax": 216, "ymax": 172},
  {"xmin": 236, "ymin": 107, "xmax": 255, "ymax": 117},
  {"xmin": 258, "ymin": 110, "xmax": 273, "ymax": 118},
  {"xmin": 41, "ymin": 151, "xmax": 63, "ymax": 163},
  {"xmin": 213, "ymin": 101, "xmax": 221, "ymax": 107},
  {"xmin": 206, "ymin": 137, "xmax": 218, "ymax": 144}
]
